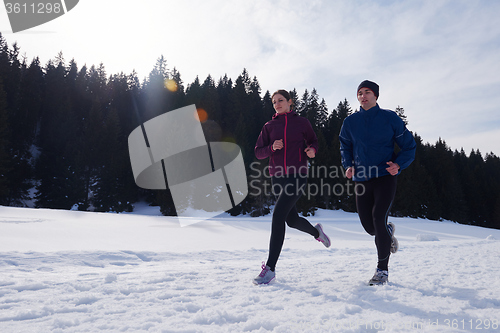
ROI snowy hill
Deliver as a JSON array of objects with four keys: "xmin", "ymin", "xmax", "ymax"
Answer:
[{"xmin": 1, "ymin": 205, "xmax": 500, "ymax": 332}]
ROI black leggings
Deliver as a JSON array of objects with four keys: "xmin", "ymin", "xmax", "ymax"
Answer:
[
  {"xmin": 266, "ymin": 174, "xmax": 320, "ymax": 271},
  {"xmin": 355, "ymin": 175, "xmax": 397, "ymax": 271}
]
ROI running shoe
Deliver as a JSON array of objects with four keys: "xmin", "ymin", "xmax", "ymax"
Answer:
[
  {"xmin": 387, "ymin": 222, "xmax": 399, "ymax": 253},
  {"xmin": 315, "ymin": 223, "xmax": 331, "ymax": 248},
  {"xmin": 253, "ymin": 263, "xmax": 275, "ymax": 285},
  {"xmin": 368, "ymin": 268, "xmax": 389, "ymax": 286}
]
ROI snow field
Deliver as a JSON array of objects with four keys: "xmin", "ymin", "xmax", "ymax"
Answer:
[{"xmin": 1, "ymin": 205, "xmax": 500, "ymax": 332}]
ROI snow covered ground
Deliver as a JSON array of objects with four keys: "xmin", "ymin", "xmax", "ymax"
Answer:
[{"xmin": 1, "ymin": 204, "xmax": 500, "ymax": 332}]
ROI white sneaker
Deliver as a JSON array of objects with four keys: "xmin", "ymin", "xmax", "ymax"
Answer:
[
  {"xmin": 315, "ymin": 223, "xmax": 331, "ymax": 248},
  {"xmin": 387, "ymin": 222, "xmax": 399, "ymax": 253},
  {"xmin": 368, "ymin": 268, "xmax": 389, "ymax": 286},
  {"xmin": 253, "ymin": 263, "xmax": 275, "ymax": 285}
]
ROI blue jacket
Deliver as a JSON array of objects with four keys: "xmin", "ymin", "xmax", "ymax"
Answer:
[{"xmin": 339, "ymin": 104, "xmax": 416, "ymax": 182}]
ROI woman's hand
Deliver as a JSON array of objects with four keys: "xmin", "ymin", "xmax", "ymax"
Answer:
[
  {"xmin": 304, "ymin": 146, "xmax": 315, "ymax": 158},
  {"xmin": 272, "ymin": 139, "xmax": 283, "ymax": 151}
]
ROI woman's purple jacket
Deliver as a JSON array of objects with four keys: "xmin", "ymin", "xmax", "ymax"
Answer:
[{"xmin": 255, "ymin": 110, "xmax": 319, "ymax": 177}]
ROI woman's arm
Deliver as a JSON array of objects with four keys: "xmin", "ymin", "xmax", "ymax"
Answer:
[{"xmin": 255, "ymin": 125, "xmax": 274, "ymax": 160}]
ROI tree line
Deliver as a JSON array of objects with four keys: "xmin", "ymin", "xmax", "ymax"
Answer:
[{"xmin": 0, "ymin": 33, "xmax": 499, "ymax": 229}]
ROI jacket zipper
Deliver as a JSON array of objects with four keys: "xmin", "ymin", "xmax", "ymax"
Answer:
[{"xmin": 284, "ymin": 114, "xmax": 288, "ymax": 175}]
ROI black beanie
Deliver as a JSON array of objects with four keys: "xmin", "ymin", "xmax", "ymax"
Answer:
[{"xmin": 357, "ymin": 80, "xmax": 379, "ymax": 98}]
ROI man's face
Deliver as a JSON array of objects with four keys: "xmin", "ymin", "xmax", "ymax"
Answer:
[{"xmin": 357, "ymin": 88, "xmax": 377, "ymax": 110}]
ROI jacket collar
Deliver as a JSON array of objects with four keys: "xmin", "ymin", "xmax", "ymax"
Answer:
[
  {"xmin": 359, "ymin": 103, "xmax": 380, "ymax": 113},
  {"xmin": 272, "ymin": 109, "xmax": 296, "ymax": 119}
]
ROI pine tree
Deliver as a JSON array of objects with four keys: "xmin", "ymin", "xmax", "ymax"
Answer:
[
  {"xmin": 229, "ymin": 70, "xmax": 257, "ymax": 165},
  {"xmin": 307, "ymin": 88, "xmax": 321, "ymax": 130},
  {"xmin": 2, "ymin": 32, "xmax": 500, "ymax": 227},
  {"xmin": 289, "ymin": 88, "xmax": 299, "ymax": 111},
  {"xmin": 247, "ymin": 76, "xmax": 264, "ymax": 149},
  {"xmin": 239, "ymin": 68, "xmax": 252, "ymax": 93},
  {"xmin": 493, "ymin": 196, "xmax": 500, "ymax": 229},
  {"xmin": 482, "ymin": 152, "xmax": 500, "ymax": 227},
  {"xmin": 317, "ymin": 98, "xmax": 328, "ymax": 129},
  {"xmin": 35, "ymin": 56, "xmax": 95, "ymax": 209},
  {"xmin": 142, "ymin": 56, "xmax": 171, "ymax": 122},
  {"xmin": 0, "ymin": 78, "xmax": 10, "ymax": 201},
  {"xmin": 468, "ymin": 149, "xmax": 487, "ymax": 224},
  {"xmin": 261, "ymin": 91, "xmax": 275, "ymax": 123},
  {"xmin": 4, "ymin": 42, "xmax": 22, "ymax": 112},
  {"xmin": 424, "ymin": 138, "xmax": 467, "ymax": 222},
  {"xmin": 0, "ymin": 33, "xmax": 9, "ymax": 77},
  {"xmin": 337, "ymin": 98, "xmax": 352, "ymax": 122},
  {"xmin": 91, "ymin": 107, "xmax": 128, "ymax": 212},
  {"xmin": 307, "ymin": 130, "xmax": 330, "ymax": 209},
  {"xmin": 297, "ymin": 89, "xmax": 309, "ymax": 118},
  {"xmin": 70, "ymin": 64, "xmax": 94, "ymax": 209},
  {"xmin": 216, "ymin": 74, "xmax": 233, "ymax": 131},
  {"xmin": 392, "ymin": 134, "xmax": 438, "ymax": 219},
  {"xmin": 185, "ymin": 76, "xmax": 202, "ymax": 105},
  {"xmin": 247, "ymin": 159, "xmax": 272, "ymax": 217},
  {"xmin": 139, "ymin": 59, "xmax": 182, "ymax": 214},
  {"xmin": 169, "ymin": 67, "xmax": 185, "ymax": 109},
  {"xmin": 5, "ymin": 57, "xmax": 45, "ymax": 205},
  {"xmin": 200, "ymin": 75, "xmax": 222, "ymax": 128},
  {"xmin": 395, "ymin": 105, "xmax": 408, "ymax": 125}
]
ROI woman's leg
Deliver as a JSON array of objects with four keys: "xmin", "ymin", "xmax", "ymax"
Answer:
[
  {"xmin": 285, "ymin": 205, "xmax": 320, "ymax": 237},
  {"xmin": 283, "ymin": 177, "xmax": 320, "ymax": 237},
  {"xmin": 266, "ymin": 175, "xmax": 318, "ymax": 271}
]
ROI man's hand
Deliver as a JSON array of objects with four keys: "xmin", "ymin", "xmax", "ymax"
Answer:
[
  {"xmin": 346, "ymin": 166, "xmax": 354, "ymax": 179},
  {"xmin": 386, "ymin": 161, "xmax": 400, "ymax": 176}
]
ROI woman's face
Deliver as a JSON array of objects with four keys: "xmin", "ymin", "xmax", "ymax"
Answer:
[{"xmin": 272, "ymin": 94, "xmax": 292, "ymax": 114}]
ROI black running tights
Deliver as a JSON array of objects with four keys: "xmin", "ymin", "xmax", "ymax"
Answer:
[
  {"xmin": 355, "ymin": 175, "xmax": 398, "ymax": 271},
  {"xmin": 266, "ymin": 175, "xmax": 320, "ymax": 271}
]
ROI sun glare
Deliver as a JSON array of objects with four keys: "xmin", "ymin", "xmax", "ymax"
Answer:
[{"xmin": 164, "ymin": 79, "xmax": 178, "ymax": 92}]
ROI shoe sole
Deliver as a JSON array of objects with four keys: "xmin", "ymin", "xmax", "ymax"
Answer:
[
  {"xmin": 368, "ymin": 280, "xmax": 388, "ymax": 286},
  {"xmin": 253, "ymin": 276, "xmax": 275, "ymax": 285},
  {"xmin": 388, "ymin": 222, "xmax": 398, "ymax": 253},
  {"xmin": 391, "ymin": 237, "xmax": 399, "ymax": 253},
  {"xmin": 316, "ymin": 223, "xmax": 331, "ymax": 248}
]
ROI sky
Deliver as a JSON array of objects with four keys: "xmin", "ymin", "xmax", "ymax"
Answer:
[{"xmin": 1, "ymin": 0, "xmax": 499, "ymax": 156}]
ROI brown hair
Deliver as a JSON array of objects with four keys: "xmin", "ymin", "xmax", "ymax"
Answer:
[{"xmin": 271, "ymin": 89, "xmax": 292, "ymax": 101}]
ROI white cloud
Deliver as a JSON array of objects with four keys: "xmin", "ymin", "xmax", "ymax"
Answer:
[{"xmin": 1, "ymin": 0, "xmax": 499, "ymax": 155}]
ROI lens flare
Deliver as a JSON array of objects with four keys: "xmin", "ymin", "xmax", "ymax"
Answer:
[
  {"xmin": 164, "ymin": 79, "xmax": 178, "ymax": 92},
  {"xmin": 195, "ymin": 108, "xmax": 208, "ymax": 123}
]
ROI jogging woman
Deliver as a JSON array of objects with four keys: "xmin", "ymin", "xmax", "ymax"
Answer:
[
  {"xmin": 253, "ymin": 89, "xmax": 331, "ymax": 285},
  {"xmin": 339, "ymin": 80, "xmax": 416, "ymax": 285}
]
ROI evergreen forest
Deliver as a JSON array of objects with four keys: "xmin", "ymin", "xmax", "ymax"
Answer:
[{"xmin": 1, "ymin": 33, "xmax": 499, "ymax": 229}]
